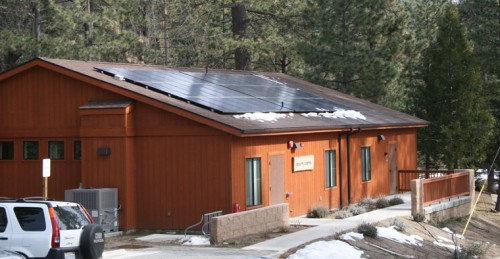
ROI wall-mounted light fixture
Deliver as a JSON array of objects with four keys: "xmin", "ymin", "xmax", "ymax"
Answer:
[
  {"xmin": 288, "ymin": 140, "xmax": 303, "ymax": 149},
  {"xmin": 377, "ymin": 134, "xmax": 386, "ymax": 142}
]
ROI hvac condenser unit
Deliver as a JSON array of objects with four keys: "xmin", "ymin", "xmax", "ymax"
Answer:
[{"xmin": 65, "ymin": 188, "xmax": 119, "ymax": 232}]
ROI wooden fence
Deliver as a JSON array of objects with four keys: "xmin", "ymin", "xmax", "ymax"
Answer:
[
  {"xmin": 422, "ymin": 171, "xmax": 470, "ymax": 205},
  {"xmin": 410, "ymin": 170, "xmax": 473, "ymax": 220},
  {"xmin": 398, "ymin": 170, "xmax": 456, "ymax": 192}
]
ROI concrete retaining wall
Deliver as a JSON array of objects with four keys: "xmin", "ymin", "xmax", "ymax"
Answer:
[
  {"xmin": 210, "ymin": 204, "xmax": 289, "ymax": 244},
  {"xmin": 411, "ymin": 169, "xmax": 474, "ymax": 223}
]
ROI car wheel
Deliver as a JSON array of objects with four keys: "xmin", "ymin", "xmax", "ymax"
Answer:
[{"xmin": 80, "ymin": 224, "xmax": 105, "ymax": 259}]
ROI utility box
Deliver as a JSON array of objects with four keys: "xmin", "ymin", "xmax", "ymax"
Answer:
[{"xmin": 65, "ymin": 188, "xmax": 119, "ymax": 232}]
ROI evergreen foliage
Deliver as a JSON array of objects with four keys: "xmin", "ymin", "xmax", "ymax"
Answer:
[
  {"xmin": 0, "ymin": 0, "xmax": 497, "ymax": 168},
  {"xmin": 459, "ymin": 0, "xmax": 500, "ymax": 169},
  {"xmin": 297, "ymin": 0, "xmax": 407, "ymax": 104},
  {"xmin": 414, "ymin": 3, "xmax": 494, "ymax": 169}
]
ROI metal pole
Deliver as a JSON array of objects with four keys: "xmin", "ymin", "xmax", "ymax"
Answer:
[{"xmin": 462, "ymin": 146, "xmax": 500, "ymax": 237}]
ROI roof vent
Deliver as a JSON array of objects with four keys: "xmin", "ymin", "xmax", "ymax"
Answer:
[{"xmin": 113, "ymin": 75, "xmax": 125, "ymax": 81}]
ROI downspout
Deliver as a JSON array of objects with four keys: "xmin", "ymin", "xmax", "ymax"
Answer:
[
  {"xmin": 346, "ymin": 127, "xmax": 361, "ymax": 204},
  {"xmin": 337, "ymin": 130, "xmax": 351, "ymax": 208}
]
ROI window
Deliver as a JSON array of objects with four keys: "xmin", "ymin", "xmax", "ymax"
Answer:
[
  {"xmin": 0, "ymin": 207, "xmax": 7, "ymax": 232},
  {"xmin": 361, "ymin": 146, "xmax": 371, "ymax": 181},
  {"xmin": 74, "ymin": 140, "xmax": 81, "ymax": 160},
  {"xmin": 54, "ymin": 206, "xmax": 91, "ymax": 230},
  {"xmin": 246, "ymin": 158, "xmax": 262, "ymax": 207},
  {"xmin": 14, "ymin": 207, "xmax": 46, "ymax": 231},
  {"xmin": 49, "ymin": 141, "xmax": 64, "ymax": 160},
  {"xmin": 325, "ymin": 150, "xmax": 337, "ymax": 188},
  {"xmin": 0, "ymin": 141, "xmax": 14, "ymax": 160},
  {"xmin": 23, "ymin": 141, "xmax": 39, "ymax": 160}
]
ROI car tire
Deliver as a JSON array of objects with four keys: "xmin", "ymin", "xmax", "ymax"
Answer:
[{"xmin": 80, "ymin": 224, "xmax": 105, "ymax": 259}]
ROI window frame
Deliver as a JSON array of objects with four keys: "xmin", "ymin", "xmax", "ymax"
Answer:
[
  {"xmin": 0, "ymin": 207, "xmax": 7, "ymax": 233},
  {"xmin": 48, "ymin": 141, "xmax": 65, "ymax": 160},
  {"xmin": 324, "ymin": 149, "xmax": 337, "ymax": 188},
  {"xmin": 0, "ymin": 141, "xmax": 14, "ymax": 160},
  {"xmin": 245, "ymin": 157, "xmax": 262, "ymax": 207},
  {"xmin": 74, "ymin": 140, "xmax": 82, "ymax": 161},
  {"xmin": 13, "ymin": 207, "xmax": 46, "ymax": 232},
  {"xmin": 23, "ymin": 141, "xmax": 39, "ymax": 160},
  {"xmin": 361, "ymin": 146, "xmax": 371, "ymax": 182}
]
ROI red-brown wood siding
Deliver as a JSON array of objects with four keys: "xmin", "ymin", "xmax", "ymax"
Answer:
[
  {"xmin": 348, "ymin": 129, "xmax": 417, "ymax": 203},
  {"xmin": 231, "ymin": 128, "xmax": 418, "ymax": 217},
  {"xmin": 0, "ymin": 64, "xmax": 419, "ymax": 230},
  {"xmin": 0, "ymin": 66, "xmax": 120, "ymax": 199},
  {"xmin": 231, "ymin": 133, "xmax": 341, "ymax": 217}
]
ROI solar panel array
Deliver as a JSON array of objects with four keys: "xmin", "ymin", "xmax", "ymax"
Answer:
[{"xmin": 96, "ymin": 67, "xmax": 347, "ymax": 114}]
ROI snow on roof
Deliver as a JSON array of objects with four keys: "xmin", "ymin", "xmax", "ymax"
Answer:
[
  {"xmin": 255, "ymin": 74, "xmax": 286, "ymax": 85},
  {"xmin": 234, "ymin": 112, "xmax": 294, "ymax": 122},
  {"xmin": 287, "ymin": 240, "xmax": 364, "ymax": 259},
  {"xmin": 301, "ymin": 109, "xmax": 367, "ymax": 120}
]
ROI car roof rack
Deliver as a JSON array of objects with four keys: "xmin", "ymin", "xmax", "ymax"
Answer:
[{"xmin": 17, "ymin": 196, "xmax": 55, "ymax": 202}]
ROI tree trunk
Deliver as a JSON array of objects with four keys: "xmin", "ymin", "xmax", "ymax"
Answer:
[
  {"xmin": 32, "ymin": 1, "xmax": 40, "ymax": 41},
  {"xmin": 231, "ymin": 3, "xmax": 250, "ymax": 70},
  {"xmin": 281, "ymin": 54, "xmax": 289, "ymax": 73},
  {"xmin": 163, "ymin": 0, "xmax": 170, "ymax": 65},
  {"xmin": 495, "ymin": 184, "xmax": 500, "ymax": 212},
  {"xmin": 488, "ymin": 169, "xmax": 497, "ymax": 193}
]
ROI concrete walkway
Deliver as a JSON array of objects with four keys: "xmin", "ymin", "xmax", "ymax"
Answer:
[{"xmin": 243, "ymin": 193, "xmax": 412, "ymax": 258}]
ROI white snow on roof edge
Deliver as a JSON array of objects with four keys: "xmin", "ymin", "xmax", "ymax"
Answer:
[
  {"xmin": 233, "ymin": 112, "xmax": 293, "ymax": 122},
  {"xmin": 302, "ymin": 109, "xmax": 367, "ymax": 120}
]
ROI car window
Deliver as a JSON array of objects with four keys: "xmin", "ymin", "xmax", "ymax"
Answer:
[
  {"xmin": 0, "ymin": 207, "xmax": 7, "ymax": 232},
  {"xmin": 13, "ymin": 207, "xmax": 46, "ymax": 231},
  {"xmin": 53, "ymin": 206, "xmax": 91, "ymax": 230}
]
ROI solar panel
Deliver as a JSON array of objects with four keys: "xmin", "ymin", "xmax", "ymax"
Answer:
[{"xmin": 96, "ymin": 67, "xmax": 346, "ymax": 114}]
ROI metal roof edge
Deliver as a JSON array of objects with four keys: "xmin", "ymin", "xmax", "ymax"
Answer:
[{"xmin": 238, "ymin": 123, "xmax": 429, "ymax": 137}]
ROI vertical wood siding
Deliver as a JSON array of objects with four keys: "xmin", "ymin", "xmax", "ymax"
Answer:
[
  {"xmin": 0, "ymin": 67, "xmax": 119, "ymax": 199},
  {"xmin": 0, "ymin": 65, "xmax": 419, "ymax": 230},
  {"xmin": 348, "ymin": 129, "xmax": 417, "ymax": 203},
  {"xmin": 231, "ymin": 133, "xmax": 341, "ymax": 217},
  {"xmin": 231, "ymin": 128, "xmax": 418, "ymax": 217}
]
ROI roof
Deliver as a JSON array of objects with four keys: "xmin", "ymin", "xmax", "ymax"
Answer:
[{"xmin": 0, "ymin": 58, "xmax": 428, "ymax": 136}]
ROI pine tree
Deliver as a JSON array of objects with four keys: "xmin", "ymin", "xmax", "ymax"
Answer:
[
  {"xmin": 459, "ymin": 0, "xmax": 500, "ymax": 169},
  {"xmin": 415, "ymin": 3, "xmax": 494, "ymax": 169},
  {"xmin": 399, "ymin": 0, "xmax": 447, "ymax": 113},
  {"xmin": 297, "ymin": 0, "xmax": 406, "ymax": 104}
]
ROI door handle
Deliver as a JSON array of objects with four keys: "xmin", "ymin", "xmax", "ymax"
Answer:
[{"xmin": 0, "ymin": 237, "xmax": 8, "ymax": 240}]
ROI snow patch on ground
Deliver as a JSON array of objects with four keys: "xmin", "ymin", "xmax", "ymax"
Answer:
[
  {"xmin": 234, "ymin": 112, "xmax": 292, "ymax": 122},
  {"xmin": 377, "ymin": 226, "xmax": 423, "ymax": 246},
  {"xmin": 301, "ymin": 109, "xmax": 367, "ymax": 120},
  {"xmin": 181, "ymin": 236, "xmax": 210, "ymax": 246},
  {"xmin": 441, "ymin": 227, "xmax": 454, "ymax": 234},
  {"xmin": 340, "ymin": 232, "xmax": 364, "ymax": 241},
  {"xmin": 287, "ymin": 240, "xmax": 364, "ymax": 259}
]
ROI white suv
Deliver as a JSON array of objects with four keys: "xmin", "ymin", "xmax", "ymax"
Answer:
[{"xmin": 0, "ymin": 198, "xmax": 105, "ymax": 259}]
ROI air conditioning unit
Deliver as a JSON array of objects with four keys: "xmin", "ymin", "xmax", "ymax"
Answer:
[{"xmin": 65, "ymin": 188, "xmax": 119, "ymax": 232}]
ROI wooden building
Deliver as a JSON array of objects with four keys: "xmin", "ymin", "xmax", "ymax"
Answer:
[{"xmin": 0, "ymin": 58, "xmax": 427, "ymax": 230}]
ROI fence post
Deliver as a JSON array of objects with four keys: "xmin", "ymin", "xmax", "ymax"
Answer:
[
  {"xmin": 464, "ymin": 169, "xmax": 475, "ymax": 214},
  {"xmin": 411, "ymin": 178, "xmax": 424, "ymax": 217}
]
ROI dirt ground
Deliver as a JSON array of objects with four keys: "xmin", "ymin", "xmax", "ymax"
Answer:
[
  {"xmin": 105, "ymin": 192, "xmax": 500, "ymax": 258},
  {"xmin": 282, "ymin": 192, "xmax": 500, "ymax": 259}
]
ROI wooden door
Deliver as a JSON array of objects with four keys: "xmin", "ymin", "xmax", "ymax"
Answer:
[
  {"xmin": 389, "ymin": 143, "xmax": 397, "ymax": 194},
  {"xmin": 269, "ymin": 154, "xmax": 285, "ymax": 205}
]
